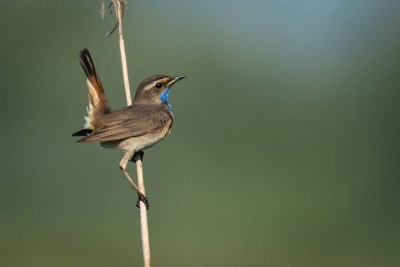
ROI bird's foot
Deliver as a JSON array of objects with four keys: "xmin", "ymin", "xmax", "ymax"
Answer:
[
  {"xmin": 130, "ymin": 151, "xmax": 144, "ymax": 163},
  {"xmin": 136, "ymin": 192, "xmax": 149, "ymax": 210}
]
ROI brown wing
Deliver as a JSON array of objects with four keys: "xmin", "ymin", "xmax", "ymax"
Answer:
[{"xmin": 77, "ymin": 104, "xmax": 173, "ymax": 143}]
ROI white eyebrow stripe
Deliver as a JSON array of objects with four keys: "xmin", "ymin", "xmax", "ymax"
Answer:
[
  {"xmin": 143, "ymin": 78, "xmax": 170, "ymax": 90},
  {"xmin": 143, "ymin": 83, "xmax": 154, "ymax": 90}
]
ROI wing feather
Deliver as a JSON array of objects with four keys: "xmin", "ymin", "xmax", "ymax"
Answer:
[{"xmin": 77, "ymin": 104, "xmax": 173, "ymax": 143}]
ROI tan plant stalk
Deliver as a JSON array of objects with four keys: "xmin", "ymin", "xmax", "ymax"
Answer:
[
  {"xmin": 134, "ymin": 153, "xmax": 151, "ymax": 267},
  {"xmin": 113, "ymin": 0, "xmax": 132, "ymax": 106},
  {"xmin": 101, "ymin": 1, "xmax": 151, "ymax": 266}
]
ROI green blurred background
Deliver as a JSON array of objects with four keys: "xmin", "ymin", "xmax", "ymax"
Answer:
[{"xmin": 1, "ymin": 1, "xmax": 399, "ymax": 266}]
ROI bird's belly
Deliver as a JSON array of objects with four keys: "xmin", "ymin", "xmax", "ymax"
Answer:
[{"xmin": 100, "ymin": 132, "xmax": 165, "ymax": 152}]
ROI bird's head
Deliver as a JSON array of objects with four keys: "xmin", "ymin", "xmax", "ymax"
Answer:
[{"xmin": 133, "ymin": 75, "xmax": 185, "ymax": 111}]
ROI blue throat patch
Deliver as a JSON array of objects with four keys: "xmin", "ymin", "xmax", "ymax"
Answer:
[{"xmin": 159, "ymin": 86, "xmax": 173, "ymax": 112}]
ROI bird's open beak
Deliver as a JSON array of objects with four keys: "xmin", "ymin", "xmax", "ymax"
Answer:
[{"xmin": 167, "ymin": 75, "xmax": 185, "ymax": 87}]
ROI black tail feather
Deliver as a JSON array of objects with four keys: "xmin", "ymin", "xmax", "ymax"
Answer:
[
  {"xmin": 72, "ymin": 129, "xmax": 93, "ymax": 136},
  {"xmin": 79, "ymin": 47, "xmax": 98, "ymax": 80}
]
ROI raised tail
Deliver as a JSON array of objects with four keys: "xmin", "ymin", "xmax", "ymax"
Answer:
[{"xmin": 72, "ymin": 48, "xmax": 111, "ymax": 136}]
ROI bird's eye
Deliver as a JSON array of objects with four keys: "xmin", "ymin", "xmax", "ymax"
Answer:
[{"xmin": 155, "ymin": 83, "xmax": 162, "ymax": 89}]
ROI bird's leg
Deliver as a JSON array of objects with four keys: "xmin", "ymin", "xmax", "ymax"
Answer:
[
  {"xmin": 130, "ymin": 151, "xmax": 144, "ymax": 163},
  {"xmin": 120, "ymin": 150, "xmax": 149, "ymax": 209}
]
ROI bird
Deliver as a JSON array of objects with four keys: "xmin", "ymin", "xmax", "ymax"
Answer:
[{"xmin": 72, "ymin": 47, "xmax": 185, "ymax": 209}]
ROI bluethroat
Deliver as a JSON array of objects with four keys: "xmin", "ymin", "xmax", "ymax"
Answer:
[{"xmin": 72, "ymin": 48, "xmax": 185, "ymax": 209}]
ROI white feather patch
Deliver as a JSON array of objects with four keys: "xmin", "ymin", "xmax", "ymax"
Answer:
[{"xmin": 83, "ymin": 103, "xmax": 96, "ymax": 130}]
